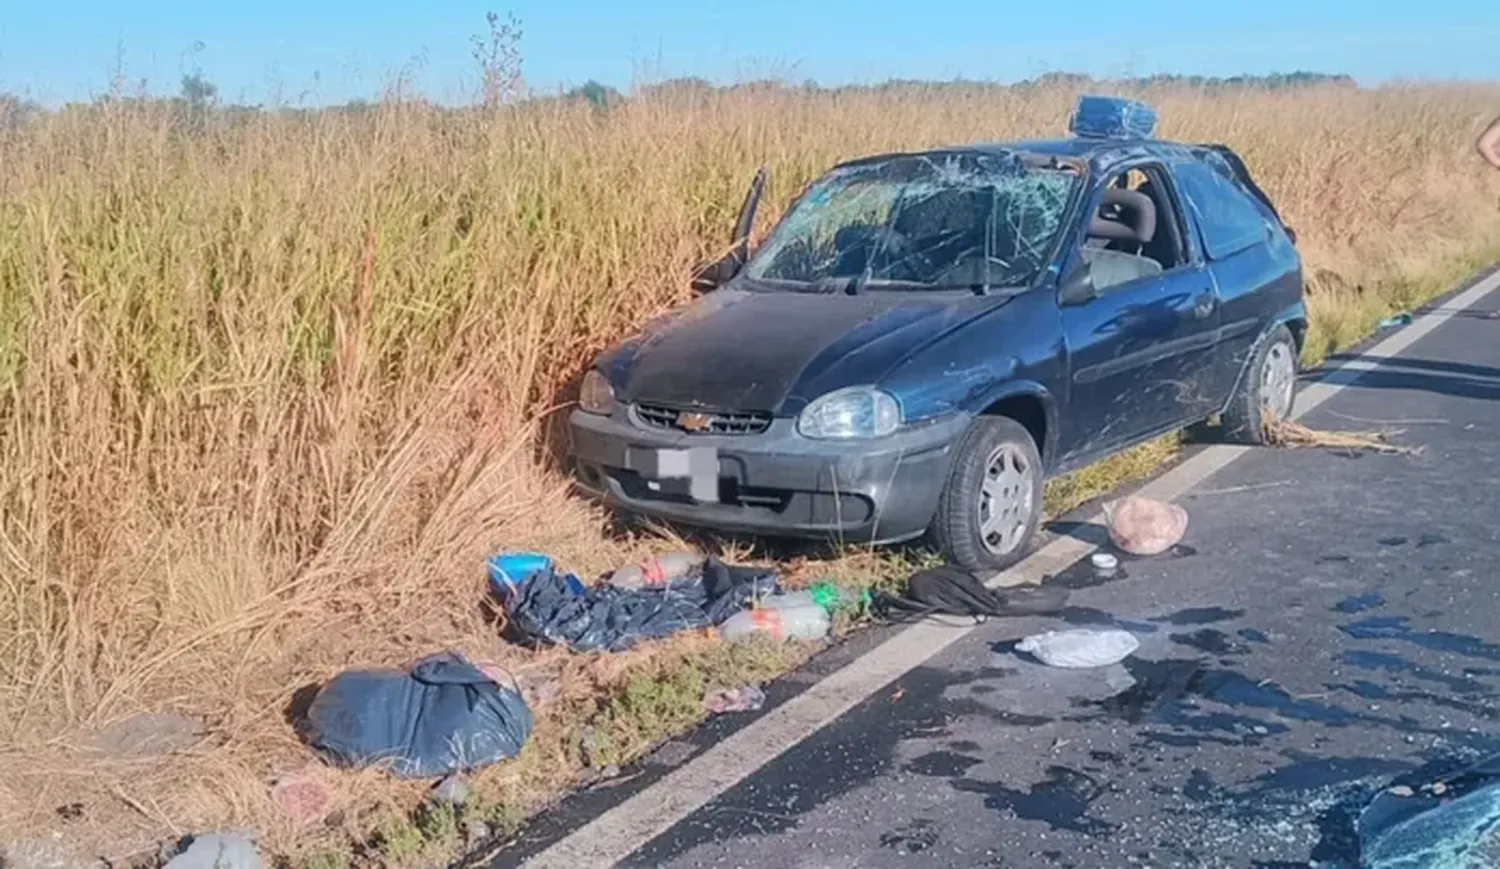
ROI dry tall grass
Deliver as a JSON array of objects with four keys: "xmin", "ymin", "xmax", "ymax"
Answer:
[{"xmin": 2, "ymin": 81, "xmax": 1499, "ymax": 859}]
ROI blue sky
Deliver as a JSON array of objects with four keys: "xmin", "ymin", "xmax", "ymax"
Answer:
[{"xmin": 1, "ymin": 0, "xmax": 1495, "ymax": 106}]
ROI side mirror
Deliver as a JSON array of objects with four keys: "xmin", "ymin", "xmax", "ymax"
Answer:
[
  {"xmin": 1058, "ymin": 261, "xmax": 1096, "ymax": 306},
  {"xmin": 690, "ymin": 253, "xmax": 741, "ymax": 294}
]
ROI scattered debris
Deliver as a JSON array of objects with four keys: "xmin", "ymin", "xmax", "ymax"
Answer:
[
  {"xmin": 85, "ymin": 713, "xmax": 204, "ymax": 760},
  {"xmin": 578, "ymin": 726, "xmax": 602, "ymax": 769},
  {"xmin": 1378, "ymin": 311, "xmax": 1414, "ymax": 328},
  {"xmin": 1103, "ymin": 496, "xmax": 1189, "ymax": 556},
  {"xmin": 1091, "ymin": 552, "xmax": 1119, "ymax": 579},
  {"xmin": 463, "ymin": 819, "xmax": 492, "ymax": 849},
  {"xmin": 872, "ymin": 565, "xmax": 1070, "ymax": 622},
  {"xmin": 490, "ymin": 552, "xmax": 779, "ymax": 653},
  {"xmin": 271, "ymin": 773, "xmax": 333, "ymax": 827},
  {"xmin": 704, "ymin": 684, "xmax": 766, "ymax": 714},
  {"xmin": 163, "ymin": 833, "xmax": 262, "ymax": 869},
  {"xmin": 1264, "ymin": 418, "xmax": 1422, "ymax": 455},
  {"xmin": 53, "ymin": 804, "xmax": 84, "ymax": 824},
  {"xmin": 1016, "ymin": 628, "xmax": 1141, "ymax": 669},
  {"xmin": 431, "ymin": 774, "xmax": 474, "ymax": 806},
  {"xmin": 0, "ymin": 836, "xmax": 105, "ymax": 869},
  {"xmin": 304, "ymin": 651, "xmax": 533, "ymax": 779}
]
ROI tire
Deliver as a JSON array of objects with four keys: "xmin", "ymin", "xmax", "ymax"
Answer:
[
  {"xmin": 930, "ymin": 416, "xmax": 1045, "ymax": 573},
  {"xmin": 1218, "ymin": 323, "xmax": 1299, "ymax": 445}
]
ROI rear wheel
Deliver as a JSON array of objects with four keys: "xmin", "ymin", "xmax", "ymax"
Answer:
[
  {"xmin": 1217, "ymin": 323, "xmax": 1299, "ymax": 445},
  {"xmin": 930, "ymin": 416, "xmax": 1044, "ymax": 572}
]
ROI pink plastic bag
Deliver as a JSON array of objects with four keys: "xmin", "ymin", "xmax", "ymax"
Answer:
[{"xmin": 1103, "ymin": 496, "xmax": 1188, "ymax": 556}]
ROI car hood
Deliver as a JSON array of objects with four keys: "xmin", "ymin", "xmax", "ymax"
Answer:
[{"xmin": 602, "ymin": 288, "xmax": 1007, "ymax": 414}]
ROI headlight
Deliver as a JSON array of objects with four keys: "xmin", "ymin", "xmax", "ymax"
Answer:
[
  {"xmin": 579, "ymin": 369, "xmax": 615, "ymax": 415},
  {"xmin": 797, "ymin": 387, "xmax": 902, "ymax": 439}
]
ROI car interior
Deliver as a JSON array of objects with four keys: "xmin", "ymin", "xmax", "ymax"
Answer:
[{"xmin": 1080, "ymin": 167, "xmax": 1184, "ymax": 292}]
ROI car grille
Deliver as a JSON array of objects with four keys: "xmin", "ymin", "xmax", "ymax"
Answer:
[{"xmin": 634, "ymin": 404, "xmax": 773, "ymax": 435}]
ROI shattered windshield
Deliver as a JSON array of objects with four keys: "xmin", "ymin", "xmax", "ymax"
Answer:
[{"xmin": 743, "ymin": 151, "xmax": 1079, "ymax": 292}]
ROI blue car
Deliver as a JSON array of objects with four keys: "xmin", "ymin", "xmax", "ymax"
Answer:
[{"xmin": 568, "ymin": 97, "xmax": 1305, "ymax": 571}]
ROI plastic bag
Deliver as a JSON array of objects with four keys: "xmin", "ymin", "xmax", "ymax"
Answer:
[
  {"xmin": 305, "ymin": 651, "xmax": 533, "ymax": 779},
  {"xmin": 494, "ymin": 555, "xmax": 779, "ymax": 654},
  {"xmin": 1016, "ymin": 629, "xmax": 1140, "ymax": 668},
  {"xmin": 1103, "ymin": 496, "xmax": 1188, "ymax": 556}
]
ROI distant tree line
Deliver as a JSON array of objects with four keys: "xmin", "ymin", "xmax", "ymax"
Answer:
[{"xmin": 0, "ymin": 69, "xmax": 1357, "ymax": 130}]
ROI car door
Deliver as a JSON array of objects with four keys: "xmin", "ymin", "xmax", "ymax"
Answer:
[
  {"xmin": 1169, "ymin": 154, "xmax": 1301, "ymax": 403},
  {"xmin": 1056, "ymin": 164, "xmax": 1223, "ymax": 465}
]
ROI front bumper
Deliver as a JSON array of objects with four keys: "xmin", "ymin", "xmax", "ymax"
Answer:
[{"xmin": 566, "ymin": 407, "xmax": 970, "ymax": 544}]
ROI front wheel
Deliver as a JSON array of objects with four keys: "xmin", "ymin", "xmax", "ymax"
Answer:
[
  {"xmin": 930, "ymin": 416, "xmax": 1045, "ymax": 573},
  {"xmin": 1218, "ymin": 323, "xmax": 1299, "ymax": 444}
]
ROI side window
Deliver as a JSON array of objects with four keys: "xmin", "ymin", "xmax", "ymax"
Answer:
[
  {"xmin": 1172, "ymin": 161, "xmax": 1270, "ymax": 261},
  {"xmin": 1076, "ymin": 164, "xmax": 1184, "ymax": 295}
]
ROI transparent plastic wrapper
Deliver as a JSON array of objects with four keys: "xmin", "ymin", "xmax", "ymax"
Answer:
[
  {"xmin": 704, "ymin": 684, "xmax": 767, "ymax": 714},
  {"xmin": 1015, "ymin": 628, "xmax": 1140, "ymax": 668},
  {"xmin": 1103, "ymin": 496, "xmax": 1189, "ymax": 556}
]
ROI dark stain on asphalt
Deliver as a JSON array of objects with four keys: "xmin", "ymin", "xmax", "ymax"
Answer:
[
  {"xmin": 1328, "ymin": 679, "xmax": 1500, "ymax": 721},
  {"xmin": 1191, "ymin": 670, "xmax": 1362, "ymax": 725},
  {"xmin": 1343, "ymin": 649, "xmax": 1481, "ymax": 693},
  {"xmin": 1417, "ymin": 532, "xmax": 1451, "ymax": 548},
  {"xmin": 952, "ymin": 766, "xmax": 1118, "ymax": 836},
  {"xmin": 1318, "ymin": 554, "xmax": 1353, "ymax": 564},
  {"xmin": 1083, "ymin": 658, "xmax": 1202, "ymax": 724},
  {"xmin": 1170, "ymin": 628, "xmax": 1250, "ymax": 656},
  {"xmin": 905, "ymin": 750, "xmax": 982, "ymax": 778},
  {"xmin": 1340, "ymin": 616, "xmax": 1500, "ymax": 661},
  {"xmin": 1058, "ymin": 606, "xmax": 1161, "ymax": 633},
  {"xmin": 1246, "ymin": 754, "xmax": 1412, "ymax": 794},
  {"xmin": 1379, "ymin": 536, "xmax": 1409, "ymax": 546},
  {"xmin": 1153, "ymin": 607, "xmax": 1246, "ymax": 626},
  {"xmin": 1334, "ymin": 593, "xmax": 1385, "ymax": 614}
]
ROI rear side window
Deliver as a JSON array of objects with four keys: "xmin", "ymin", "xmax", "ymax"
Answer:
[{"xmin": 1172, "ymin": 161, "xmax": 1270, "ymax": 261}]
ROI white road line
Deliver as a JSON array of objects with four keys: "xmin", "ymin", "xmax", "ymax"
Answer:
[{"xmin": 520, "ymin": 269, "xmax": 1500, "ymax": 869}]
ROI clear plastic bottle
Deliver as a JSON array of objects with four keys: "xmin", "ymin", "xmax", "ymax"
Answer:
[
  {"xmin": 718, "ymin": 604, "xmax": 832, "ymax": 642},
  {"xmin": 764, "ymin": 582, "xmax": 870, "ymax": 615},
  {"xmin": 607, "ymin": 551, "xmax": 702, "ymax": 590}
]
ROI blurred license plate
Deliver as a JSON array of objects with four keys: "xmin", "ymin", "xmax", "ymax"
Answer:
[{"xmin": 630, "ymin": 447, "xmax": 719, "ymax": 503}]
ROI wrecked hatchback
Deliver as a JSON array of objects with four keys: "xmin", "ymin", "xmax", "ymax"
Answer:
[{"xmin": 568, "ymin": 97, "xmax": 1305, "ymax": 571}]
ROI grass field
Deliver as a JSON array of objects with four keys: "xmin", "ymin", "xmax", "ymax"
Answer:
[{"xmin": 2, "ymin": 80, "xmax": 1499, "ymax": 863}]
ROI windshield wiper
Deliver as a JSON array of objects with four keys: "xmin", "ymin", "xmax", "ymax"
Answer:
[{"xmin": 805, "ymin": 276, "xmax": 861, "ymax": 295}]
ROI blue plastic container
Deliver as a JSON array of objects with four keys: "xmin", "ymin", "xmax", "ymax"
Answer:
[
  {"xmin": 487, "ymin": 552, "xmax": 553, "ymax": 599},
  {"xmin": 1069, "ymin": 95, "xmax": 1157, "ymax": 140}
]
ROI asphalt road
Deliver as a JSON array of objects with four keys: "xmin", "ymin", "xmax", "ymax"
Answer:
[{"xmin": 597, "ymin": 282, "xmax": 1500, "ymax": 869}]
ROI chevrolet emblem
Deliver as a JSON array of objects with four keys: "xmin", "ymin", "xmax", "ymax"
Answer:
[{"xmin": 677, "ymin": 412, "xmax": 713, "ymax": 433}]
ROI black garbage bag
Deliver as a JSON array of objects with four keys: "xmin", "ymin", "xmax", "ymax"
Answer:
[
  {"xmin": 305, "ymin": 651, "xmax": 533, "ymax": 779},
  {"xmin": 500, "ymin": 557, "xmax": 779, "ymax": 653},
  {"xmin": 872, "ymin": 565, "xmax": 1070, "ymax": 622}
]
